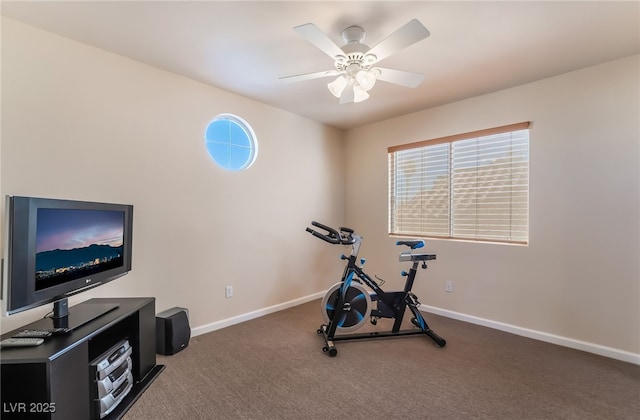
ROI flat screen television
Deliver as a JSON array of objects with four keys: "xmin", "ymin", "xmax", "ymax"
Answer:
[{"xmin": 2, "ymin": 195, "xmax": 133, "ymax": 329}]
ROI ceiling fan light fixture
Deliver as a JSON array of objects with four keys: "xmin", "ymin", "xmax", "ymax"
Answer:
[
  {"xmin": 355, "ymin": 69, "xmax": 377, "ymax": 91},
  {"xmin": 353, "ymin": 85, "xmax": 370, "ymax": 103},
  {"xmin": 327, "ymin": 75, "xmax": 347, "ymax": 98}
]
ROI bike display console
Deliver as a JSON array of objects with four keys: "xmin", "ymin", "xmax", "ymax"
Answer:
[{"xmin": 0, "ymin": 298, "xmax": 165, "ymax": 420}]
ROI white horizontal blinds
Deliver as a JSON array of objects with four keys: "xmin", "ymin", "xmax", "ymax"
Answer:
[
  {"xmin": 389, "ymin": 144, "xmax": 450, "ymax": 236},
  {"xmin": 451, "ymin": 129, "xmax": 529, "ymax": 242},
  {"xmin": 388, "ymin": 122, "xmax": 530, "ymax": 244}
]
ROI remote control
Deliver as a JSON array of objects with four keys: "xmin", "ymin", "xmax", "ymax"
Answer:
[
  {"xmin": 13, "ymin": 329, "xmax": 52, "ymax": 338},
  {"xmin": 1, "ymin": 337, "xmax": 45, "ymax": 348},
  {"xmin": 13, "ymin": 328, "xmax": 72, "ymax": 338}
]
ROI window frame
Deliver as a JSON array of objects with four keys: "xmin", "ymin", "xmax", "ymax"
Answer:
[
  {"xmin": 204, "ymin": 114, "xmax": 258, "ymax": 171},
  {"xmin": 388, "ymin": 122, "xmax": 530, "ymax": 245}
]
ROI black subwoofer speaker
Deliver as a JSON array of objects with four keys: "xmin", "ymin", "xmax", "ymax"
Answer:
[{"xmin": 156, "ymin": 307, "xmax": 191, "ymax": 355}]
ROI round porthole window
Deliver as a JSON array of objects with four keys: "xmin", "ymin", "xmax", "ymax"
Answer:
[{"xmin": 204, "ymin": 114, "xmax": 257, "ymax": 171}]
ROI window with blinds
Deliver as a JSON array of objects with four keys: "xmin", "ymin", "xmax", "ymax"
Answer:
[{"xmin": 388, "ymin": 122, "xmax": 530, "ymax": 244}]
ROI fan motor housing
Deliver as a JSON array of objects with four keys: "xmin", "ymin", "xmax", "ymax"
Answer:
[
  {"xmin": 341, "ymin": 25, "xmax": 366, "ymax": 44},
  {"xmin": 335, "ymin": 51, "xmax": 376, "ymax": 72}
]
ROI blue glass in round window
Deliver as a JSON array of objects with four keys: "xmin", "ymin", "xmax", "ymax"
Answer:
[{"xmin": 205, "ymin": 114, "xmax": 257, "ymax": 171}]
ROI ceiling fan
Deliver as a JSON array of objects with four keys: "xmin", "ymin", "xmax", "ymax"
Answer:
[{"xmin": 279, "ymin": 19, "xmax": 430, "ymax": 104}]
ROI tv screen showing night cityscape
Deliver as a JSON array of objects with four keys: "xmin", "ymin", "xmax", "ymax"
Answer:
[
  {"xmin": 3, "ymin": 196, "xmax": 133, "ymax": 316},
  {"xmin": 35, "ymin": 208, "xmax": 126, "ymax": 291}
]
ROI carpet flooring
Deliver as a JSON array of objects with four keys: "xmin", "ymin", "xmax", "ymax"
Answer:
[{"xmin": 124, "ymin": 300, "xmax": 640, "ymax": 419}]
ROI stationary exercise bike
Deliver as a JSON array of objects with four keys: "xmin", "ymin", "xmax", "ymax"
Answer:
[{"xmin": 306, "ymin": 221, "xmax": 446, "ymax": 356}]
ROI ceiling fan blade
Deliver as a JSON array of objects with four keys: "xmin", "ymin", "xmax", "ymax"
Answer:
[
  {"xmin": 339, "ymin": 86, "xmax": 354, "ymax": 104},
  {"xmin": 367, "ymin": 19, "xmax": 430, "ymax": 63},
  {"xmin": 294, "ymin": 23, "xmax": 345, "ymax": 59},
  {"xmin": 278, "ymin": 69, "xmax": 339, "ymax": 83},
  {"xmin": 375, "ymin": 67, "xmax": 425, "ymax": 88}
]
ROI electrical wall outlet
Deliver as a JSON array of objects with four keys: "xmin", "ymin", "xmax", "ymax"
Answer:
[
  {"xmin": 445, "ymin": 281, "xmax": 454, "ymax": 292},
  {"xmin": 225, "ymin": 285, "xmax": 233, "ymax": 298}
]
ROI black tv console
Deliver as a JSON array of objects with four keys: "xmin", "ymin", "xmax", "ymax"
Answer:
[{"xmin": 1, "ymin": 298, "xmax": 165, "ymax": 420}]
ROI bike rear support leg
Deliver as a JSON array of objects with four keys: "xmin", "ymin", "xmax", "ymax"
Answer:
[{"xmin": 407, "ymin": 296, "xmax": 446, "ymax": 347}]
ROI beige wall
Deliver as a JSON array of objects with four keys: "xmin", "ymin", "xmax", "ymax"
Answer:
[
  {"xmin": 1, "ymin": 18, "xmax": 345, "ymax": 332},
  {"xmin": 344, "ymin": 55, "xmax": 640, "ymax": 355}
]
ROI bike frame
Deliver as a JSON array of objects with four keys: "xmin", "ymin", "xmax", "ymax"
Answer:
[{"xmin": 306, "ymin": 221, "xmax": 446, "ymax": 356}]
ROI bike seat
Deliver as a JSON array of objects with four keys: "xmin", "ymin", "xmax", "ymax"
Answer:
[{"xmin": 395, "ymin": 240, "xmax": 424, "ymax": 249}]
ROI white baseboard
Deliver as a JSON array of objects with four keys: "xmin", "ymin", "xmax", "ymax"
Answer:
[
  {"xmin": 191, "ymin": 291, "xmax": 325, "ymax": 337},
  {"xmin": 420, "ymin": 305, "xmax": 640, "ymax": 365},
  {"xmin": 190, "ymin": 292, "xmax": 639, "ymax": 366}
]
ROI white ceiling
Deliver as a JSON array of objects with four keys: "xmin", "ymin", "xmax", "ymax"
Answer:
[{"xmin": 2, "ymin": 1, "xmax": 639, "ymax": 130}]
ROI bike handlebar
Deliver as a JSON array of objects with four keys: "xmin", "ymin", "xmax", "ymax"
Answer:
[{"xmin": 305, "ymin": 221, "xmax": 355, "ymax": 245}]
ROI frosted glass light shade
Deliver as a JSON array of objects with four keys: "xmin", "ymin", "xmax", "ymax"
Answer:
[
  {"xmin": 327, "ymin": 76, "xmax": 348, "ymax": 98},
  {"xmin": 356, "ymin": 70, "xmax": 377, "ymax": 91},
  {"xmin": 353, "ymin": 85, "xmax": 370, "ymax": 103}
]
